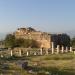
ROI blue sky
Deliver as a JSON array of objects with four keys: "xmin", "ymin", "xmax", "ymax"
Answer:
[{"xmin": 0, "ymin": 0, "xmax": 75, "ymax": 33}]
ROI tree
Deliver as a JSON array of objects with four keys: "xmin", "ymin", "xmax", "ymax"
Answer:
[
  {"xmin": 57, "ymin": 34, "xmax": 71, "ymax": 47},
  {"xmin": 71, "ymin": 37, "xmax": 75, "ymax": 47},
  {"xmin": 4, "ymin": 34, "xmax": 41, "ymax": 48},
  {"xmin": 51, "ymin": 34, "xmax": 71, "ymax": 48},
  {"xmin": 4, "ymin": 34, "xmax": 16, "ymax": 48},
  {"xmin": 22, "ymin": 39, "xmax": 40, "ymax": 48},
  {"xmin": 15, "ymin": 38, "xmax": 25, "ymax": 47}
]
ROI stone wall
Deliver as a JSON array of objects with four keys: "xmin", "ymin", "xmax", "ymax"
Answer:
[{"xmin": 14, "ymin": 28, "xmax": 51, "ymax": 48}]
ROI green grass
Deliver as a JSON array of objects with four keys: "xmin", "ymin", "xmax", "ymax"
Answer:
[{"xmin": 0, "ymin": 53, "xmax": 75, "ymax": 75}]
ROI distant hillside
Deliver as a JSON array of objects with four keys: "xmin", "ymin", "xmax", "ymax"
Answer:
[{"xmin": 66, "ymin": 30, "xmax": 75, "ymax": 38}]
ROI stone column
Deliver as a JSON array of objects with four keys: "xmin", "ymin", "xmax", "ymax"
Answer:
[
  {"xmin": 34, "ymin": 52, "xmax": 37, "ymax": 55},
  {"xmin": 26, "ymin": 51, "xmax": 29, "ymax": 56},
  {"xmin": 70, "ymin": 47, "xmax": 72, "ymax": 52},
  {"xmin": 61, "ymin": 46, "xmax": 64, "ymax": 53},
  {"xmin": 66, "ymin": 47, "xmax": 68, "ymax": 53},
  {"xmin": 57, "ymin": 45, "xmax": 60, "ymax": 54},
  {"xmin": 52, "ymin": 42, "xmax": 54, "ymax": 54},
  {"xmin": 19, "ymin": 49, "xmax": 22, "ymax": 56},
  {"xmin": 1, "ymin": 55, "xmax": 3, "ymax": 58},
  {"xmin": 10, "ymin": 50, "xmax": 13, "ymax": 56},
  {"xmin": 40, "ymin": 48, "xmax": 43, "ymax": 55},
  {"xmin": 46, "ymin": 49, "xmax": 48, "ymax": 55}
]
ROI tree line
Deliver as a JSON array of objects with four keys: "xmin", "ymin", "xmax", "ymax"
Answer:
[
  {"xmin": 2, "ymin": 33, "xmax": 75, "ymax": 48},
  {"xmin": 51, "ymin": 34, "xmax": 71, "ymax": 48}
]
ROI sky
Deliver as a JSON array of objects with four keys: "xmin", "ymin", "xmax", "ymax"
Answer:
[{"xmin": 0, "ymin": 0, "xmax": 75, "ymax": 33}]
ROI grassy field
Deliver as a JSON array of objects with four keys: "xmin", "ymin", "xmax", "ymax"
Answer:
[{"xmin": 0, "ymin": 53, "xmax": 75, "ymax": 75}]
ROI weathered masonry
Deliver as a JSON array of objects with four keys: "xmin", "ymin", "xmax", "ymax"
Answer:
[
  {"xmin": 14, "ymin": 27, "xmax": 70, "ymax": 49},
  {"xmin": 14, "ymin": 27, "xmax": 52, "ymax": 48}
]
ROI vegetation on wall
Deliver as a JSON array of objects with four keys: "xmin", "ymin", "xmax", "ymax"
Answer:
[
  {"xmin": 4, "ymin": 34, "xmax": 40, "ymax": 48},
  {"xmin": 4, "ymin": 34, "xmax": 15, "ymax": 48},
  {"xmin": 4, "ymin": 33, "xmax": 75, "ymax": 48}
]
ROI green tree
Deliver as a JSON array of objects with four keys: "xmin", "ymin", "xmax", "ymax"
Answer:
[
  {"xmin": 60, "ymin": 34, "xmax": 71, "ymax": 47},
  {"xmin": 4, "ymin": 34, "xmax": 15, "ymax": 48},
  {"xmin": 23, "ymin": 39, "xmax": 40, "ymax": 48},
  {"xmin": 51, "ymin": 34, "xmax": 71, "ymax": 48},
  {"xmin": 71, "ymin": 37, "xmax": 75, "ymax": 47},
  {"xmin": 15, "ymin": 38, "xmax": 25, "ymax": 47},
  {"xmin": 4, "ymin": 34, "xmax": 40, "ymax": 48}
]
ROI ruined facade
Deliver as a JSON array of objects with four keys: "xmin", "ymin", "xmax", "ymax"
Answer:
[
  {"xmin": 14, "ymin": 27, "xmax": 70, "ymax": 49},
  {"xmin": 14, "ymin": 27, "xmax": 51, "ymax": 48}
]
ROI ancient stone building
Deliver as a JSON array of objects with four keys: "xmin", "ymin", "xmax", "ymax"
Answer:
[
  {"xmin": 14, "ymin": 27, "xmax": 52, "ymax": 48},
  {"xmin": 14, "ymin": 27, "xmax": 70, "ymax": 49}
]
